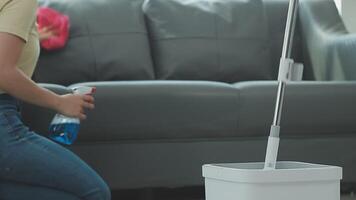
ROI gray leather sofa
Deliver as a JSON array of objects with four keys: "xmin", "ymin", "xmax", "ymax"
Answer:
[{"xmin": 22, "ymin": 0, "xmax": 356, "ymax": 190}]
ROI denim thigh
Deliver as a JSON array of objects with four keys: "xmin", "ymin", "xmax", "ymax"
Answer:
[{"xmin": 0, "ymin": 96, "xmax": 110, "ymax": 200}]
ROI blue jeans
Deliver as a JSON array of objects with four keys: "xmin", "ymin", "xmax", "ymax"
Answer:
[{"xmin": 0, "ymin": 94, "xmax": 111, "ymax": 200}]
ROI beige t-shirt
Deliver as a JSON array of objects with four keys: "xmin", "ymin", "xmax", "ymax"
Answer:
[{"xmin": 0, "ymin": 0, "xmax": 40, "ymax": 94}]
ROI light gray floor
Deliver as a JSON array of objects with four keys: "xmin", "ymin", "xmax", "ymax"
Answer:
[{"xmin": 111, "ymin": 189, "xmax": 356, "ymax": 200}]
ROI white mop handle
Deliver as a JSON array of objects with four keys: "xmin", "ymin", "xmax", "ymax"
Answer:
[{"xmin": 264, "ymin": 125, "xmax": 281, "ymax": 170}]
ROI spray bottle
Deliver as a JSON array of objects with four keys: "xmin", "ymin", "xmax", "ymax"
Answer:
[{"xmin": 48, "ymin": 86, "xmax": 95, "ymax": 145}]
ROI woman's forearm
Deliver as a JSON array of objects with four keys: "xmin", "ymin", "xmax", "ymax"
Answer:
[{"xmin": 0, "ymin": 67, "xmax": 60, "ymax": 110}]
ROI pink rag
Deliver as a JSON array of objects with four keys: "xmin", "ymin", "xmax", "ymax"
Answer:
[{"xmin": 37, "ymin": 7, "xmax": 70, "ymax": 50}]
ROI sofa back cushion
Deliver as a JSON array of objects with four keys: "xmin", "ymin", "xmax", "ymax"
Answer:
[
  {"xmin": 144, "ymin": 0, "xmax": 273, "ymax": 83},
  {"xmin": 35, "ymin": 0, "xmax": 154, "ymax": 86}
]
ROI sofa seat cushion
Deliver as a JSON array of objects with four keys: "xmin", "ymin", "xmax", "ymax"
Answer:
[
  {"xmin": 56, "ymin": 81, "xmax": 239, "ymax": 142},
  {"xmin": 66, "ymin": 81, "xmax": 239, "ymax": 142},
  {"xmin": 234, "ymin": 81, "xmax": 356, "ymax": 137}
]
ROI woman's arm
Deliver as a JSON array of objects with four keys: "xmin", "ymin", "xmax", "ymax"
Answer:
[{"xmin": 0, "ymin": 32, "xmax": 94, "ymax": 120}]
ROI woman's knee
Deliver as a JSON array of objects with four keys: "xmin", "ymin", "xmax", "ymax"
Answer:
[
  {"xmin": 97, "ymin": 180, "xmax": 111, "ymax": 200},
  {"xmin": 83, "ymin": 177, "xmax": 111, "ymax": 200}
]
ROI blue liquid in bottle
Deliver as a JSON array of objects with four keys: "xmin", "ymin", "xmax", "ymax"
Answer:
[{"xmin": 49, "ymin": 114, "xmax": 80, "ymax": 145}]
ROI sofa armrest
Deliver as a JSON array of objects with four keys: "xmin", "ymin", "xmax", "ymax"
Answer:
[{"xmin": 299, "ymin": 0, "xmax": 356, "ymax": 80}]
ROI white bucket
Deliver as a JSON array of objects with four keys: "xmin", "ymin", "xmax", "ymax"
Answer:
[{"xmin": 203, "ymin": 161, "xmax": 342, "ymax": 200}]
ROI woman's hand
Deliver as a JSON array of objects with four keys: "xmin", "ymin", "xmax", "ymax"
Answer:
[
  {"xmin": 55, "ymin": 94, "xmax": 95, "ymax": 120},
  {"xmin": 38, "ymin": 25, "xmax": 58, "ymax": 41}
]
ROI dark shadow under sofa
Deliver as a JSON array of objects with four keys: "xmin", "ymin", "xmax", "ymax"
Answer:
[{"xmin": 22, "ymin": 0, "xmax": 356, "ymax": 190}]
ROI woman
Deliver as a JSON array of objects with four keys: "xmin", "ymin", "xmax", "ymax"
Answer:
[{"xmin": 0, "ymin": 0, "xmax": 111, "ymax": 199}]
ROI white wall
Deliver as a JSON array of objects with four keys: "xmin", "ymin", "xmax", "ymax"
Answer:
[
  {"xmin": 341, "ymin": 0, "xmax": 356, "ymax": 33},
  {"xmin": 333, "ymin": 0, "xmax": 356, "ymax": 33},
  {"xmin": 334, "ymin": 0, "xmax": 342, "ymax": 13}
]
